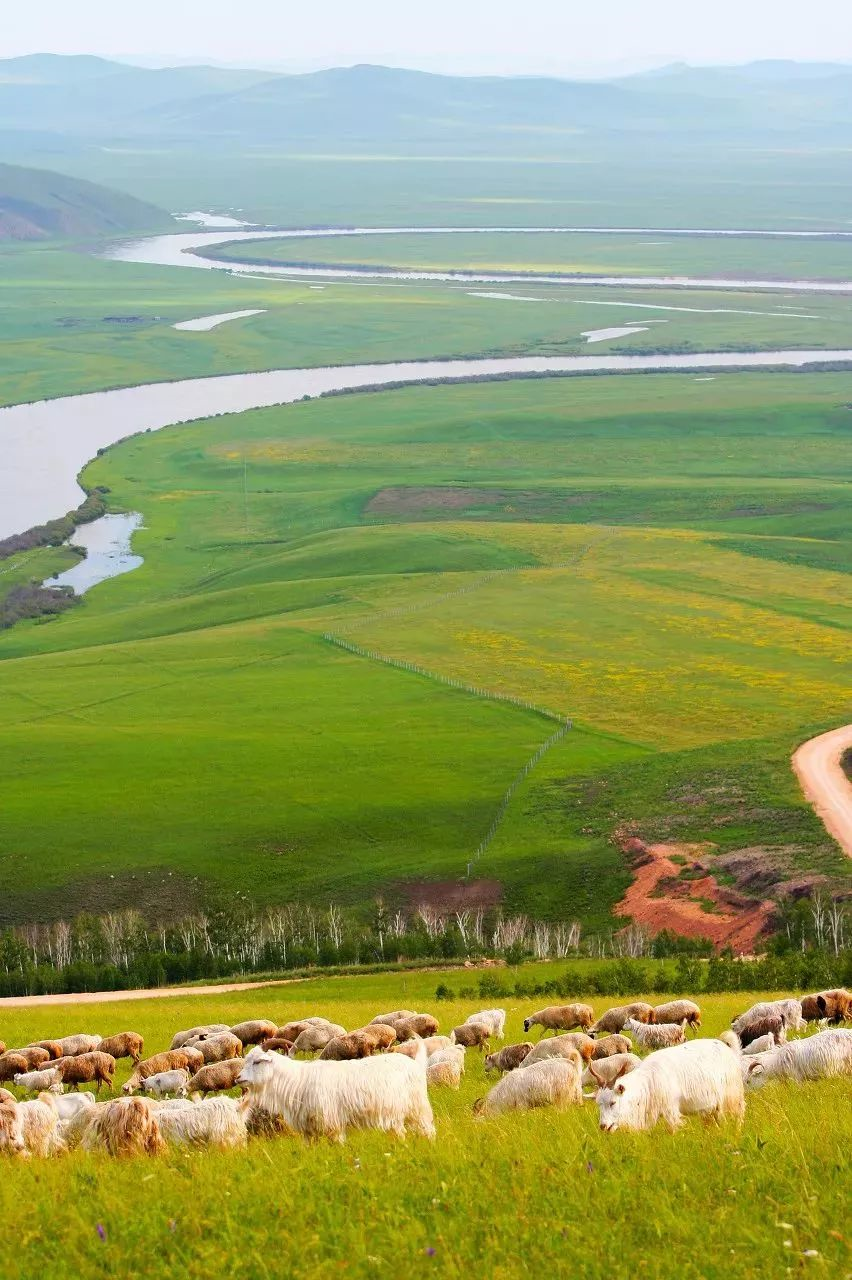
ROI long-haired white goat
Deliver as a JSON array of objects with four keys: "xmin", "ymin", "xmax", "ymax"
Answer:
[{"xmin": 595, "ymin": 1039, "xmax": 744, "ymax": 1132}]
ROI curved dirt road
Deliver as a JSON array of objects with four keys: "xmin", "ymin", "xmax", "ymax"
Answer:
[{"xmin": 793, "ymin": 725, "xmax": 852, "ymax": 858}]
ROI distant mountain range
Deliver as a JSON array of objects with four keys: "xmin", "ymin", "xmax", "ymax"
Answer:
[
  {"xmin": 0, "ymin": 161, "xmax": 173, "ymax": 239},
  {"xmin": 1, "ymin": 54, "xmax": 851, "ymax": 151}
]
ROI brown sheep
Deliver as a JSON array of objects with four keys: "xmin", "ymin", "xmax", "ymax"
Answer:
[
  {"xmin": 187, "ymin": 1059, "xmax": 246, "ymax": 1098},
  {"xmin": 276, "ymin": 1018, "xmax": 344, "ymax": 1042},
  {"xmin": 319, "ymin": 1031, "xmax": 382, "ymax": 1061},
  {"xmin": 523, "ymin": 1004, "xmax": 594, "ymax": 1036},
  {"xmin": 522, "ymin": 1033, "xmax": 596, "ymax": 1067},
  {"xmin": 0, "ymin": 1042, "xmax": 5, "ymax": 1057},
  {"xmin": 288, "ymin": 1026, "xmax": 341, "ymax": 1056},
  {"xmin": 186, "ymin": 1032, "xmax": 243, "ymax": 1064},
  {"xmin": 652, "ymin": 1000, "xmax": 702, "ymax": 1030},
  {"xmin": 800, "ymin": 989, "xmax": 852, "ymax": 1024},
  {"xmin": 390, "ymin": 1015, "xmax": 439, "ymax": 1041},
  {"xmin": 0, "ymin": 1054, "xmax": 33, "ymax": 1083},
  {"xmin": 56, "ymin": 1051, "xmax": 116, "ymax": 1093},
  {"xmin": 589, "ymin": 1002, "xmax": 655, "ymax": 1036},
  {"xmin": 27, "ymin": 1041, "xmax": 64, "ymax": 1061},
  {"xmin": 485, "ymin": 1043, "xmax": 533, "ymax": 1073},
  {"xmin": 123, "ymin": 1049, "xmax": 204, "ymax": 1095},
  {"xmin": 351, "ymin": 1025, "xmax": 397, "ymax": 1051},
  {"xmin": 98, "ymin": 1033, "xmax": 144, "ymax": 1064},
  {"xmin": 2, "ymin": 1047, "xmax": 51, "ymax": 1072},
  {"xmin": 591, "ymin": 1034, "xmax": 633, "ymax": 1059},
  {"xmin": 450, "ymin": 1023, "xmax": 491, "ymax": 1051},
  {"xmin": 169, "ymin": 1025, "xmax": 230, "ymax": 1051},
  {"xmin": 230, "ymin": 1020, "xmax": 278, "ymax": 1048},
  {"xmin": 80, "ymin": 1097, "xmax": 164, "ymax": 1157},
  {"xmin": 370, "ymin": 1010, "xmax": 418, "ymax": 1027},
  {"xmin": 259, "ymin": 1037, "xmax": 295, "ymax": 1055},
  {"xmin": 739, "ymin": 1015, "xmax": 786, "ymax": 1049}
]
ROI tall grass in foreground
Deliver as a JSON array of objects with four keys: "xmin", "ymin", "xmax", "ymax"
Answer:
[{"xmin": 0, "ymin": 985, "xmax": 849, "ymax": 1277}]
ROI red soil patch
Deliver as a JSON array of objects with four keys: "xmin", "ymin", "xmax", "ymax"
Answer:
[{"xmin": 616, "ymin": 835, "xmax": 773, "ymax": 953}]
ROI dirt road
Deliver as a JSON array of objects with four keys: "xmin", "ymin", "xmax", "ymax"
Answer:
[
  {"xmin": 792, "ymin": 724, "xmax": 852, "ymax": 859},
  {"xmin": 0, "ymin": 977, "xmax": 303, "ymax": 1010}
]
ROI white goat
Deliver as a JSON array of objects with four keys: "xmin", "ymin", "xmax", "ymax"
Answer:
[
  {"xmin": 596, "ymin": 1039, "xmax": 744, "ymax": 1133},
  {"xmin": 140, "ymin": 1069, "xmax": 190, "ymax": 1099},
  {"xmin": 744, "ymin": 1029, "xmax": 852, "ymax": 1088},
  {"xmin": 623, "ymin": 1017, "xmax": 686, "ymax": 1052},
  {"xmin": 731, "ymin": 1000, "xmax": 805, "ymax": 1035},
  {"xmin": 17, "ymin": 1097, "xmax": 63, "ymax": 1156},
  {"xmin": 169, "ymin": 1025, "xmax": 230, "ymax": 1051},
  {"xmin": 156, "ymin": 1096, "xmax": 247, "ymax": 1148},
  {"xmin": 464, "ymin": 1009, "xmax": 506, "ymax": 1039},
  {"xmin": 237, "ymin": 1044, "xmax": 434, "ymax": 1141},
  {"xmin": 475, "ymin": 1055, "xmax": 582, "ymax": 1116},
  {"xmin": 12, "ymin": 1068, "xmax": 60, "ymax": 1094}
]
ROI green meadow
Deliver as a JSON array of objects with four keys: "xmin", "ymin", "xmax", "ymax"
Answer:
[
  {"xmin": 0, "ymin": 977, "xmax": 849, "ymax": 1279},
  {"xmin": 1, "ymin": 371, "xmax": 849, "ymax": 925}
]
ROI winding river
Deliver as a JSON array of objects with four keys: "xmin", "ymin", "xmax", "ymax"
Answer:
[{"xmin": 109, "ymin": 225, "xmax": 852, "ymax": 294}]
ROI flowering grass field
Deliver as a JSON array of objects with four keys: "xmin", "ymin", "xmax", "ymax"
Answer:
[{"xmin": 0, "ymin": 974, "xmax": 849, "ymax": 1278}]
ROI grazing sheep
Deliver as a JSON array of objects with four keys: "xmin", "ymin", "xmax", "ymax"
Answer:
[
  {"xmin": 596, "ymin": 1040, "xmax": 744, "ymax": 1133},
  {"xmin": 370, "ymin": 1011, "xmax": 418, "ymax": 1027},
  {"xmin": 170, "ymin": 1025, "xmax": 230, "ymax": 1051},
  {"xmin": 55, "ymin": 1035, "xmax": 102, "ymax": 1058},
  {"xmin": 16, "ymin": 1097, "xmax": 62, "ymax": 1157},
  {"xmin": 583, "ymin": 1053, "xmax": 643, "ymax": 1093},
  {"xmin": 319, "ymin": 1030, "xmax": 386, "ymax": 1061},
  {"xmin": 391, "ymin": 1039, "xmax": 426, "ymax": 1060},
  {"xmin": 732, "ymin": 1000, "xmax": 805, "ymax": 1035},
  {"xmin": 623, "ymin": 1017, "xmax": 686, "ymax": 1052},
  {"xmin": 260, "ymin": 1037, "xmax": 295, "ymax": 1055},
  {"xmin": 230, "ymin": 1020, "xmax": 278, "ymax": 1048},
  {"xmin": 465, "ymin": 1009, "xmax": 506, "ymax": 1039},
  {"xmin": 521, "ymin": 1033, "xmax": 595, "ymax": 1068},
  {"xmin": 45, "ymin": 1091, "xmax": 96, "ymax": 1122},
  {"xmin": 0, "ymin": 1055, "xmax": 30, "ymax": 1084},
  {"xmin": 237, "ymin": 1044, "xmax": 435, "ymax": 1141},
  {"xmin": 55, "ymin": 1052, "xmax": 116, "ymax": 1093},
  {"xmin": 184, "ymin": 1032, "xmax": 243, "ymax": 1064},
  {"xmin": 590, "ymin": 1003, "xmax": 655, "ymax": 1036},
  {"xmin": 98, "ymin": 1032, "xmax": 144, "ymax": 1064},
  {"xmin": 1, "ymin": 1047, "xmax": 51, "ymax": 1072},
  {"xmin": 12, "ymin": 1068, "xmax": 61, "ymax": 1094},
  {"xmin": 744, "ymin": 1029, "xmax": 852, "ymax": 1089},
  {"xmin": 485, "ymin": 1043, "xmax": 533, "ymax": 1074},
  {"xmin": 800, "ymin": 989, "xmax": 852, "ymax": 1025},
  {"xmin": 27, "ymin": 1040, "xmax": 64, "ymax": 1060},
  {"xmin": 277, "ymin": 1018, "xmax": 345, "ymax": 1042},
  {"xmin": 523, "ymin": 1004, "xmax": 594, "ymax": 1036},
  {"xmin": 187, "ymin": 1059, "xmax": 247, "ymax": 1098},
  {"xmin": 391, "ymin": 1015, "xmax": 440, "ymax": 1042},
  {"xmin": 426, "ymin": 1054, "xmax": 463, "ymax": 1089},
  {"xmin": 591, "ymin": 1034, "xmax": 633, "ymax": 1060},
  {"xmin": 140, "ymin": 1070, "xmax": 190, "ymax": 1099},
  {"xmin": 123, "ymin": 1049, "xmax": 204, "ymax": 1095},
  {"xmin": 289, "ymin": 1026, "xmax": 341, "ymax": 1056},
  {"xmin": 652, "ymin": 1000, "xmax": 701, "ymax": 1031},
  {"xmin": 450, "ymin": 1022, "xmax": 491, "ymax": 1051},
  {"xmin": 353, "ymin": 1025, "xmax": 397, "ymax": 1052},
  {"xmin": 742, "ymin": 1034, "xmax": 776, "ymax": 1057},
  {"xmin": 475, "ymin": 1054, "xmax": 583, "ymax": 1117},
  {"xmin": 0, "ymin": 1098, "xmax": 25, "ymax": 1156},
  {"xmin": 738, "ymin": 1015, "xmax": 786, "ymax": 1050},
  {"xmin": 81, "ymin": 1097, "xmax": 165, "ymax": 1157},
  {"xmin": 157, "ymin": 1096, "xmax": 248, "ymax": 1148},
  {"xmin": 423, "ymin": 1036, "xmax": 454, "ymax": 1055}
]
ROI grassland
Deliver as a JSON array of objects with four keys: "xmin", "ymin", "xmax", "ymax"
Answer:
[
  {"xmin": 1, "ymin": 371, "xmax": 849, "ymax": 925},
  {"xmin": 0, "ymin": 975, "xmax": 849, "ymax": 1279},
  {"xmin": 207, "ymin": 227, "xmax": 852, "ymax": 281}
]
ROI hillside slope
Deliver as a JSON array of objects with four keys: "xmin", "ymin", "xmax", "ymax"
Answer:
[{"xmin": 0, "ymin": 162, "xmax": 174, "ymax": 239}]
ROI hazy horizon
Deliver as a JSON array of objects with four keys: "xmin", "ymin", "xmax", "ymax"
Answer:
[{"xmin": 2, "ymin": 0, "xmax": 851, "ymax": 79}]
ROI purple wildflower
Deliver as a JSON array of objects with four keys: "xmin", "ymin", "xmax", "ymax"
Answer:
[{"xmin": 96, "ymin": 1224, "xmax": 106, "ymax": 1241}]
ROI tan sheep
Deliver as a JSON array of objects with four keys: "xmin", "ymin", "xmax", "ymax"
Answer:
[
  {"xmin": 591, "ymin": 1034, "xmax": 633, "ymax": 1060},
  {"xmin": 623, "ymin": 1017, "xmax": 686, "ymax": 1052},
  {"xmin": 523, "ymin": 1004, "xmax": 594, "ymax": 1036},
  {"xmin": 426, "ymin": 1054, "xmax": 463, "ymax": 1089},
  {"xmin": 170, "ymin": 1024, "xmax": 230, "ymax": 1051},
  {"xmin": 450, "ymin": 1022, "xmax": 491, "ymax": 1051},
  {"xmin": 27, "ymin": 1040, "xmax": 64, "ymax": 1060},
  {"xmin": 55, "ymin": 1051, "xmax": 116, "ymax": 1093},
  {"xmin": 590, "ymin": 1002, "xmax": 655, "ymax": 1036},
  {"xmin": 485, "ymin": 1043, "xmax": 533, "ymax": 1073},
  {"xmin": 185, "ymin": 1032, "xmax": 243, "ymax": 1064},
  {"xmin": 0, "ymin": 1042, "xmax": 5, "ymax": 1057},
  {"xmin": 187, "ymin": 1059, "xmax": 247, "ymax": 1098},
  {"xmin": 652, "ymin": 1000, "xmax": 701, "ymax": 1030},
  {"xmin": 370, "ymin": 1011, "xmax": 418, "ymax": 1027},
  {"xmin": 123, "ymin": 1049, "xmax": 204, "ymax": 1095},
  {"xmin": 391, "ymin": 1015, "xmax": 439, "ymax": 1041},
  {"xmin": 2, "ymin": 1047, "xmax": 51, "ymax": 1072},
  {"xmin": 0, "ymin": 1054, "xmax": 32, "ymax": 1083},
  {"xmin": 98, "ymin": 1032, "xmax": 144, "ymax": 1064},
  {"xmin": 319, "ymin": 1031, "xmax": 385, "ymax": 1060},
  {"xmin": 521, "ymin": 1033, "xmax": 595, "ymax": 1068},
  {"xmin": 287, "ymin": 1023, "xmax": 347, "ymax": 1055},
  {"xmin": 474, "ymin": 1053, "xmax": 583, "ymax": 1116},
  {"xmin": 229, "ymin": 1020, "xmax": 278, "ymax": 1048},
  {"xmin": 80, "ymin": 1097, "xmax": 164, "ymax": 1157},
  {"xmin": 583, "ymin": 1053, "xmax": 643, "ymax": 1092}
]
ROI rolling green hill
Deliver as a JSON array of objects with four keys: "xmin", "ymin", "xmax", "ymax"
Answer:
[{"xmin": 0, "ymin": 162, "xmax": 174, "ymax": 239}]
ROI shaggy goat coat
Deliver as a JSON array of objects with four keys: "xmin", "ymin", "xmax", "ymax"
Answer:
[
  {"xmin": 237, "ymin": 1045, "xmax": 435, "ymax": 1141},
  {"xmin": 596, "ymin": 1040, "xmax": 745, "ymax": 1132},
  {"xmin": 744, "ymin": 1029, "xmax": 852, "ymax": 1087},
  {"xmin": 476, "ymin": 1054, "xmax": 583, "ymax": 1116},
  {"xmin": 732, "ymin": 999, "xmax": 805, "ymax": 1035},
  {"xmin": 624, "ymin": 1017, "xmax": 686, "ymax": 1052},
  {"xmin": 81, "ymin": 1097, "xmax": 164, "ymax": 1157},
  {"xmin": 157, "ymin": 1096, "xmax": 247, "ymax": 1148},
  {"xmin": 521, "ymin": 1033, "xmax": 595, "ymax": 1067},
  {"xmin": 464, "ymin": 1009, "xmax": 506, "ymax": 1039}
]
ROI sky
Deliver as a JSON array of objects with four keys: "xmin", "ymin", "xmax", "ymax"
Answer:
[{"xmin": 3, "ymin": 0, "xmax": 851, "ymax": 76}]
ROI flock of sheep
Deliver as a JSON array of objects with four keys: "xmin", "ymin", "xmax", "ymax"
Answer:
[{"xmin": 1, "ymin": 987, "xmax": 849, "ymax": 1157}]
